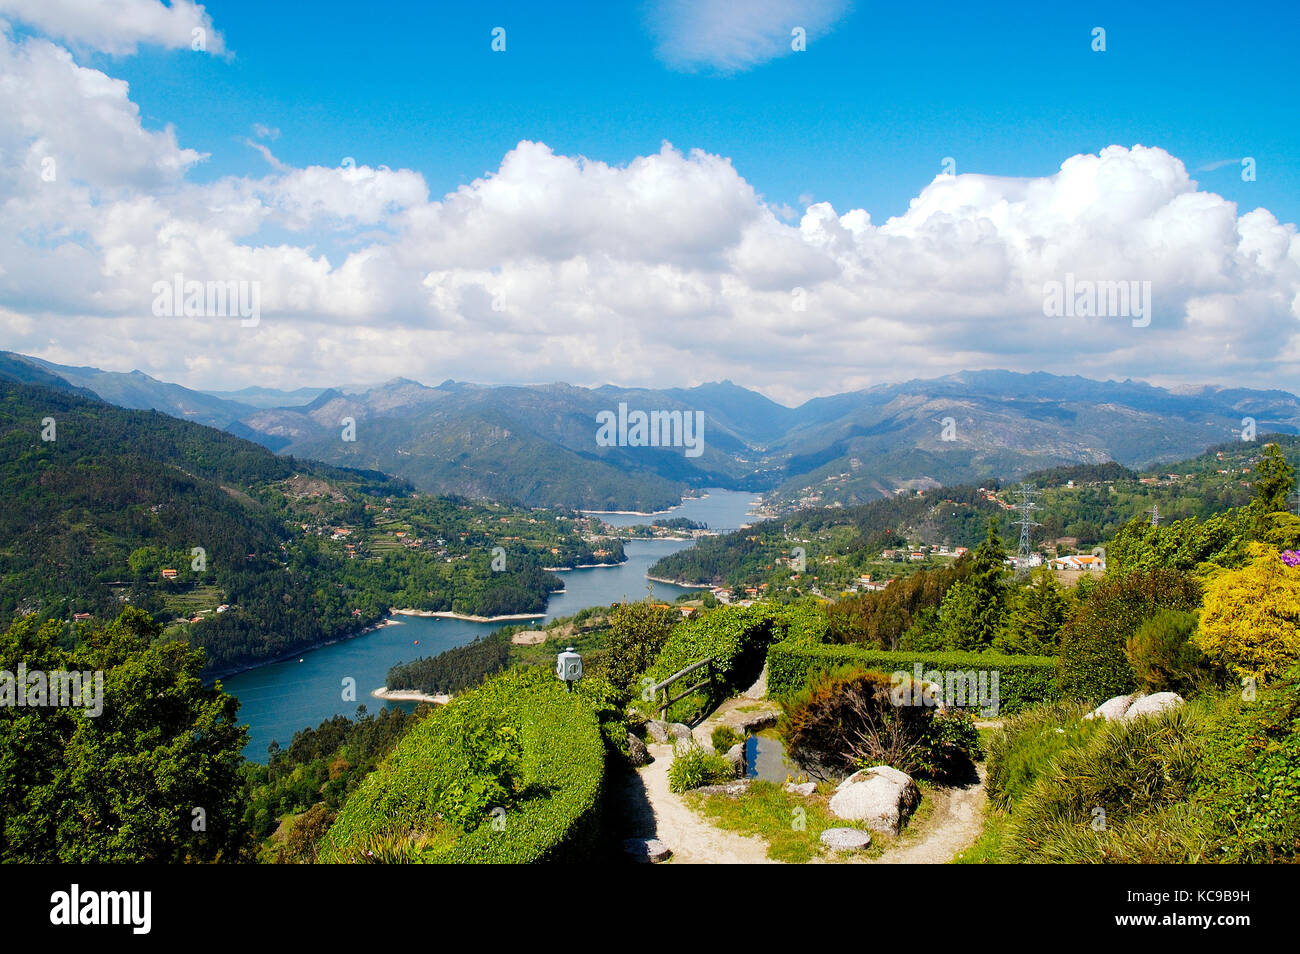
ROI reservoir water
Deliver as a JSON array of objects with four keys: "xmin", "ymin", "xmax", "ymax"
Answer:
[{"xmin": 225, "ymin": 488, "xmax": 760, "ymax": 760}]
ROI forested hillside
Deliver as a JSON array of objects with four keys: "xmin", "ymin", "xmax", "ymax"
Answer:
[
  {"xmin": 0, "ymin": 379, "xmax": 622, "ymax": 673},
  {"xmin": 650, "ymin": 437, "xmax": 1300, "ymax": 593}
]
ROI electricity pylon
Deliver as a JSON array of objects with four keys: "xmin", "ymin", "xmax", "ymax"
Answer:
[{"xmin": 1014, "ymin": 483, "xmax": 1041, "ymax": 576}]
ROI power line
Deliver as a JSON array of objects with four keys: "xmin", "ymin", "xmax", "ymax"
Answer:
[{"xmin": 1014, "ymin": 483, "xmax": 1041, "ymax": 576}]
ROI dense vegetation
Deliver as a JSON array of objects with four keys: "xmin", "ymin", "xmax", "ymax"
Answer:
[
  {"xmin": 777, "ymin": 666, "xmax": 981, "ymax": 781},
  {"xmin": 649, "ymin": 435, "xmax": 1300, "ymax": 595},
  {"xmin": 766, "ymin": 640, "xmax": 1059, "ymax": 714},
  {"xmin": 0, "ymin": 379, "xmax": 624, "ymax": 673},
  {"xmin": 321, "ymin": 668, "xmax": 608, "ymax": 863},
  {"xmin": 242, "ymin": 705, "xmax": 428, "ymax": 862},
  {"xmin": 385, "ymin": 634, "xmax": 513, "ymax": 696},
  {"xmin": 0, "ymin": 608, "xmax": 251, "ymax": 862},
  {"xmin": 1057, "ymin": 569, "xmax": 1203, "ymax": 703},
  {"xmin": 980, "ymin": 670, "xmax": 1300, "ymax": 863}
]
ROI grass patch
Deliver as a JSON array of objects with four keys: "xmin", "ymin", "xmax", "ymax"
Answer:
[
  {"xmin": 161, "ymin": 583, "xmax": 223, "ymax": 616},
  {"xmin": 509, "ymin": 626, "xmax": 605, "ymax": 669},
  {"xmin": 952, "ymin": 807, "xmax": 1011, "ymax": 864},
  {"xmin": 686, "ymin": 779, "xmax": 916, "ymax": 863}
]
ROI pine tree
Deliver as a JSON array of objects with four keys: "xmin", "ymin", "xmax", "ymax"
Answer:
[{"xmin": 1253, "ymin": 442, "xmax": 1296, "ymax": 514}]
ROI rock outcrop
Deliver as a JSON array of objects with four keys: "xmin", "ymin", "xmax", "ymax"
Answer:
[{"xmin": 828, "ymin": 765, "xmax": 921, "ymax": 834}]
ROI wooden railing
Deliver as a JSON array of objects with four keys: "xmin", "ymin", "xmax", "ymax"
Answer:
[{"xmin": 652, "ymin": 656, "xmax": 716, "ymax": 720}]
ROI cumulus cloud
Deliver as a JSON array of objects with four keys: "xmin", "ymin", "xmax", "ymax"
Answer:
[
  {"xmin": 0, "ymin": 31, "xmax": 204, "ymax": 190},
  {"xmin": 0, "ymin": 0, "xmax": 224, "ymax": 56},
  {"xmin": 644, "ymin": 0, "xmax": 851, "ymax": 73},
  {"xmin": 0, "ymin": 27, "xmax": 1297, "ymax": 404}
]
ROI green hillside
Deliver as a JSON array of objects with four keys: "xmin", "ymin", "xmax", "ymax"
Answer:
[
  {"xmin": 648, "ymin": 436, "xmax": 1300, "ymax": 593},
  {"xmin": 0, "ymin": 379, "xmax": 622, "ymax": 673}
]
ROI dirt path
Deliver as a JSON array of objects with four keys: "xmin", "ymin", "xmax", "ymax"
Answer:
[
  {"xmin": 864, "ymin": 765, "xmax": 987, "ymax": 864},
  {"xmin": 620, "ymin": 747, "xmax": 987, "ymax": 865},
  {"xmin": 691, "ymin": 695, "xmax": 782, "ymax": 745},
  {"xmin": 618, "ymin": 742, "xmax": 777, "ymax": 864}
]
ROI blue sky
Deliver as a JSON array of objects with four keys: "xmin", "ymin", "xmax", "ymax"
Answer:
[
  {"xmin": 99, "ymin": 0, "xmax": 1299, "ymax": 226},
  {"xmin": 0, "ymin": 0, "xmax": 1297, "ymax": 398}
]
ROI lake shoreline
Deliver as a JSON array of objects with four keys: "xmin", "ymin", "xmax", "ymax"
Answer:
[
  {"xmin": 645, "ymin": 574, "xmax": 714, "ymax": 588},
  {"xmin": 581, "ymin": 491, "xmax": 711, "ymax": 517},
  {"xmin": 206, "ymin": 617, "xmax": 402, "ymax": 683},
  {"xmin": 371, "ymin": 686, "xmax": 451, "ymax": 705},
  {"xmin": 225, "ymin": 489, "xmax": 758, "ymax": 759},
  {"xmin": 208, "ymin": 603, "xmax": 548, "ymax": 683},
  {"xmin": 391, "ymin": 608, "xmax": 545, "ymax": 623}
]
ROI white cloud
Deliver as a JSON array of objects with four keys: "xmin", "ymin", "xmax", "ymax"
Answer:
[
  {"xmin": 0, "ymin": 31, "xmax": 204, "ymax": 190},
  {"xmin": 398, "ymin": 141, "xmax": 760, "ymax": 270},
  {"xmin": 0, "ymin": 28, "xmax": 1297, "ymax": 405},
  {"xmin": 0, "ymin": 0, "xmax": 224, "ymax": 56},
  {"xmin": 645, "ymin": 0, "xmax": 851, "ymax": 73}
]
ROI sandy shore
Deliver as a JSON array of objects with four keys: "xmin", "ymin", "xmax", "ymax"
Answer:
[
  {"xmin": 645, "ymin": 574, "xmax": 714, "ymax": 588},
  {"xmin": 371, "ymin": 686, "xmax": 451, "ymax": 705},
  {"xmin": 580, "ymin": 492, "xmax": 710, "ymax": 518},
  {"xmin": 390, "ymin": 608, "xmax": 545, "ymax": 623}
]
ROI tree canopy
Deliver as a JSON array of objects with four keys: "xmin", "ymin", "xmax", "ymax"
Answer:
[{"xmin": 0, "ymin": 608, "xmax": 251, "ymax": 862}]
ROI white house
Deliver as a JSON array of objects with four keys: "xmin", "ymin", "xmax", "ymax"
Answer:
[{"xmin": 1051, "ymin": 554, "xmax": 1106, "ymax": 572}]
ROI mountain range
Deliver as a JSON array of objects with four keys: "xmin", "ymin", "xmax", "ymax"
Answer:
[{"xmin": 3, "ymin": 351, "xmax": 1298, "ymax": 511}]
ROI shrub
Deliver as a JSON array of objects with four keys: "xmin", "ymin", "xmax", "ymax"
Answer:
[
  {"xmin": 767, "ymin": 642, "xmax": 1058, "ymax": 715},
  {"xmin": 993, "ymin": 571, "xmax": 1071, "ymax": 655},
  {"xmin": 1057, "ymin": 569, "xmax": 1201, "ymax": 703},
  {"xmin": 1125, "ymin": 608, "xmax": 1218, "ymax": 696},
  {"xmin": 1194, "ymin": 546, "xmax": 1300, "ymax": 683},
  {"xmin": 1108, "ymin": 510, "xmax": 1252, "ymax": 577},
  {"xmin": 777, "ymin": 666, "xmax": 979, "ymax": 781},
  {"xmin": 985, "ymin": 701, "xmax": 1096, "ymax": 811},
  {"xmin": 711, "ymin": 725, "xmax": 744, "ymax": 753},
  {"xmin": 574, "ymin": 673, "xmax": 632, "ymax": 759},
  {"xmin": 1007, "ymin": 708, "xmax": 1204, "ymax": 863},
  {"xmin": 321, "ymin": 668, "xmax": 605, "ymax": 863},
  {"xmin": 645, "ymin": 604, "xmax": 777, "ymax": 721},
  {"xmin": 927, "ymin": 708, "xmax": 983, "ymax": 769},
  {"xmin": 1194, "ymin": 667, "xmax": 1300, "ymax": 862},
  {"xmin": 769, "ymin": 600, "xmax": 830, "ymax": 647},
  {"xmin": 1258, "ymin": 513, "xmax": 1300, "ymax": 551},
  {"xmin": 277, "ymin": 803, "xmax": 336, "ymax": 864},
  {"xmin": 602, "ymin": 600, "xmax": 680, "ymax": 691},
  {"xmin": 667, "ymin": 742, "xmax": 735, "ymax": 793}
]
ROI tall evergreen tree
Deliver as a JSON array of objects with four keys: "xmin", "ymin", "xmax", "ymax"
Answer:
[
  {"xmin": 935, "ymin": 520, "xmax": 1010, "ymax": 649},
  {"xmin": 1253, "ymin": 442, "xmax": 1296, "ymax": 514}
]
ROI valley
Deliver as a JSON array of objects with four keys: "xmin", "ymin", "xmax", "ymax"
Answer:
[{"xmin": 9, "ymin": 352, "xmax": 1298, "ymax": 514}]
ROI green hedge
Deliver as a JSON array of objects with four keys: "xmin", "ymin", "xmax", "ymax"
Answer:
[
  {"xmin": 646, "ymin": 604, "xmax": 778, "ymax": 721},
  {"xmin": 321, "ymin": 668, "xmax": 606, "ymax": 863},
  {"xmin": 766, "ymin": 642, "xmax": 1059, "ymax": 715}
]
